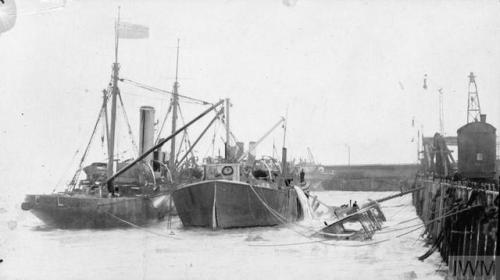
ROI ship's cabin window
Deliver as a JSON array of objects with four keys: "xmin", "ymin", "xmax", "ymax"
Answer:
[
  {"xmin": 343, "ymin": 221, "xmax": 364, "ymax": 233},
  {"xmin": 204, "ymin": 164, "xmax": 240, "ymax": 181},
  {"xmin": 476, "ymin": 153, "xmax": 483, "ymax": 161}
]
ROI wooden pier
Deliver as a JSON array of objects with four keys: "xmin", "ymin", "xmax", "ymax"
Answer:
[{"xmin": 412, "ymin": 177, "xmax": 498, "ymax": 265}]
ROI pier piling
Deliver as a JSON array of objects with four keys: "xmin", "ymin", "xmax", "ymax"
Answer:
[{"xmin": 412, "ymin": 177, "xmax": 498, "ymax": 268}]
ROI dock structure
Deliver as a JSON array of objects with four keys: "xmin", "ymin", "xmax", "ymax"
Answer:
[{"xmin": 412, "ymin": 177, "xmax": 498, "ymax": 265}]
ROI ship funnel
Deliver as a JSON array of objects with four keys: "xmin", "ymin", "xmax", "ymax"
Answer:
[
  {"xmin": 281, "ymin": 147, "xmax": 287, "ymax": 177},
  {"xmin": 139, "ymin": 106, "xmax": 155, "ymax": 165},
  {"xmin": 236, "ymin": 142, "xmax": 244, "ymax": 159},
  {"xmin": 480, "ymin": 114, "xmax": 486, "ymax": 123},
  {"xmin": 153, "ymin": 138, "xmax": 164, "ymax": 172},
  {"xmin": 248, "ymin": 141, "xmax": 257, "ymax": 162}
]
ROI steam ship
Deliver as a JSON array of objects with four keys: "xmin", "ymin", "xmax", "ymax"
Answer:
[
  {"xmin": 173, "ymin": 112, "xmax": 307, "ymax": 229},
  {"xmin": 173, "ymin": 162, "xmax": 305, "ymax": 229},
  {"xmin": 20, "ymin": 17, "xmax": 211, "ymax": 229}
]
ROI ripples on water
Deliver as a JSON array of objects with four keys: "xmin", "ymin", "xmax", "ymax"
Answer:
[{"xmin": 0, "ymin": 191, "xmax": 445, "ymax": 280}]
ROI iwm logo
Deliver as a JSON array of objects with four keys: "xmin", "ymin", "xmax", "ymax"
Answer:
[{"xmin": 448, "ymin": 256, "xmax": 497, "ymax": 279}]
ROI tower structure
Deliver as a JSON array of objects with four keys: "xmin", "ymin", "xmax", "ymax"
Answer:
[{"xmin": 466, "ymin": 72, "xmax": 481, "ymax": 123}]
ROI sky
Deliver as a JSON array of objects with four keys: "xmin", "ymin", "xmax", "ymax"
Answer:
[{"xmin": 1, "ymin": 0, "xmax": 499, "ymax": 194}]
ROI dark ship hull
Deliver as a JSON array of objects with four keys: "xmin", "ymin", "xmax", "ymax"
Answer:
[
  {"xmin": 172, "ymin": 180, "xmax": 302, "ymax": 229},
  {"xmin": 21, "ymin": 193, "xmax": 171, "ymax": 229}
]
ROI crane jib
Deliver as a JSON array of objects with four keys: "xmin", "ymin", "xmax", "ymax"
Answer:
[{"xmin": 105, "ymin": 99, "xmax": 224, "ymax": 191}]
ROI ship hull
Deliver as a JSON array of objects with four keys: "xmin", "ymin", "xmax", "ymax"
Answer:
[
  {"xmin": 172, "ymin": 180, "xmax": 302, "ymax": 229},
  {"xmin": 21, "ymin": 193, "xmax": 171, "ymax": 229}
]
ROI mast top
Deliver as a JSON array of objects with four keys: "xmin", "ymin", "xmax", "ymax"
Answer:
[
  {"xmin": 175, "ymin": 38, "xmax": 180, "ymax": 85},
  {"xmin": 169, "ymin": 39, "xmax": 181, "ymax": 175},
  {"xmin": 114, "ymin": 6, "xmax": 121, "ymax": 65},
  {"xmin": 107, "ymin": 7, "xmax": 122, "ymax": 194}
]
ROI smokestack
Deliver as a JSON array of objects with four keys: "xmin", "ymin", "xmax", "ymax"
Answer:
[
  {"xmin": 139, "ymin": 106, "xmax": 155, "ymax": 165},
  {"xmin": 281, "ymin": 147, "xmax": 287, "ymax": 177},
  {"xmin": 248, "ymin": 141, "xmax": 257, "ymax": 162},
  {"xmin": 153, "ymin": 138, "xmax": 164, "ymax": 172},
  {"xmin": 236, "ymin": 142, "xmax": 244, "ymax": 159},
  {"xmin": 480, "ymin": 114, "xmax": 486, "ymax": 123}
]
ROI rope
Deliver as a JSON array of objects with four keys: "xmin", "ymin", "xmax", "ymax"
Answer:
[
  {"xmin": 258, "ymin": 186, "xmax": 479, "ymax": 247},
  {"xmin": 418, "ymin": 231, "xmax": 444, "ymax": 261},
  {"xmin": 248, "ymin": 236, "xmax": 395, "ymax": 248},
  {"xmin": 378, "ymin": 223, "xmax": 422, "ymax": 234},
  {"xmin": 246, "ymin": 176, "xmax": 458, "ymax": 248},
  {"xmin": 387, "ymin": 200, "xmax": 413, "ymax": 219},
  {"xmin": 103, "ymin": 211, "xmax": 180, "ymax": 240},
  {"xmin": 249, "ymin": 183, "xmax": 401, "ymax": 240},
  {"xmin": 247, "ymin": 184, "xmax": 318, "ymax": 238},
  {"xmin": 248, "ymin": 201, "xmax": 483, "ymax": 248},
  {"xmin": 247, "ymin": 185, "xmax": 382, "ymax": 241},
  {"xmin": 381, "ymin": 203, "xmax": 407, "ymax": 208},
  {"xmin": 396, "ymin": 216, "xmax": 421, "ymax": 225},
  {"xmin": 377, "ymin": 204, "xmax": 482, "ymax": 234},
  {"xmin": 248, "ymin": 185, "xmax": 294, "ymax": 224}
]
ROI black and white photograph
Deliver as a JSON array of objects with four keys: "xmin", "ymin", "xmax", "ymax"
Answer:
[{"xmin": 0, "ymin": 0, "xmax": 498, "ymax": 279}]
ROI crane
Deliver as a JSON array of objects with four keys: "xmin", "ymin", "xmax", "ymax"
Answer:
[
  {"xmin": 237, "ymin": 117, "xmax": 286, "ymax": 162},
  {"xmin": 306, "ymin": 147, "xmax": 316, "ymax": 164}
]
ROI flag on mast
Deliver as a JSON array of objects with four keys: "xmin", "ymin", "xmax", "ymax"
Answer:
[{"xmin": 117, "ymin": 21, "xmax": 149, "ymax": 39}]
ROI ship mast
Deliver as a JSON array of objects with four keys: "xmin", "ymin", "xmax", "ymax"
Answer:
[
  {"xmin": 107, "ymin": 8, "xmax": 121, "ymax": 193},
  {"xmin": 281, "ymin": 116, "xmax": 288, "ymax": 180},
  {"xmin": 224, "ymin": 98, "xmax": 230, "ymax": 162},
  {"xmin": 169, "ymin": 39, "xmax": 180, "ymax": 177}
]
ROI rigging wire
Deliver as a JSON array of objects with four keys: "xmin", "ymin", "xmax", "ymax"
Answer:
[
  {"xmin": 101, "ymin": 110, "xmax": 106, "ymax": 150},
  {"xmin": 175, "ymin": 130, "xmax": 187, "ymax": 164},
  {"xmin": 155, "ymin": 102, "xmax": 173, "ymax": 144},
  {"xmin": 217, "ymin": 114, "xmax": 239, "ymax": 146},
  {"xmin": 119, "ymin": 78, "xmax": 211, "ymax": 106},
  {"xmin": 68, "ymin": 100, "xmax": 106, "ymax": 191},
  {"xmin": 52, "ymin": 148, "xmax": 81, "ymax": 193},
  {"xmin": 117, "ymin": 92, "xmax": 139, "ymax": 157},
  {"xmin": 210, "ymin": 121, "xmax": 219, "ymax": 158},
  {"xmin": 177, "ymin": 109, "xmax": 224, "ymax": 166},
  {"xmin": 176, "ymin": 105, "xmax": 196, "ymax": 162},
  {"xmin": 201, "ymin": 120, "xmax": 215, "ymax": 159}
]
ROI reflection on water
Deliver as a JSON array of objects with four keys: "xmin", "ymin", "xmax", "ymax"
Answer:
[{"xmin": 0, "ymin": 191, "xmax": 444, "ymax": 280}]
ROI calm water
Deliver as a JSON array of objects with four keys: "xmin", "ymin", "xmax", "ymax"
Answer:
[{"xmin": 0, "ymin": 191, "xmax": 445, "ymax": 280}]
